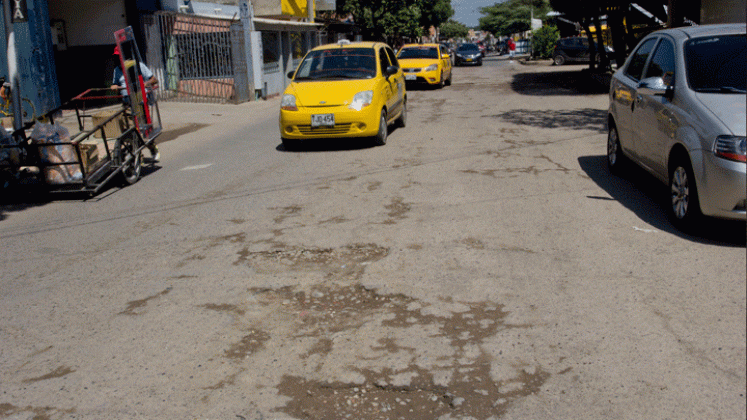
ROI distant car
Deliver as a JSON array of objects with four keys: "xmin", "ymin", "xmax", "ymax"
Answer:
[
  {"xmin": 454, "ymin": 43, "xmax": 482, "ymax": 66},
  {"xmin": 280, "ymin": 40, "xmax": 406, "ymax": 149},
  {"xmin": 552, "ymin": 36, "xmax": 613, "ymax": 65},
  {"xmin": 607, "ymin": 24, "xmax": 746, "ymax": 229},
  {"xmin": 397, "ymin": 43, "xmax": 453, "ymax": 88}
]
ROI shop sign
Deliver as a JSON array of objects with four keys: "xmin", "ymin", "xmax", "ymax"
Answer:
[{"xmin": 11, "ymin": 0, "xmax": 28, "ymax": 23}]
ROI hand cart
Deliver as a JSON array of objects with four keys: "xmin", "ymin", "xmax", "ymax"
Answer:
[{"xmin": 0, "ymin": 26, "xmax": 161, "ymax": 196}]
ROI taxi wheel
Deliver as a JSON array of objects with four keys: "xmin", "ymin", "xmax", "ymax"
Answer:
[
  {"xmin": 396, "ymin": 101, "xmax": 407, "ymax": 128},
  {"xmin": 445, "ymin": 71, "xmax": 452, "ymax": 86},
  {"xmin": 438, "ymin": 72, "xmax": 445, "ymax": 88},
  {"xmin": 374, "ymin": 109, "xmax": 388, "ymax": 146}
]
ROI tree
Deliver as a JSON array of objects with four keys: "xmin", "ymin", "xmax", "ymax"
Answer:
[
  {"xmin": 532, "ymin": 25, "xmax": 559, "ymax": 58},
  {"xmin": 478, "ymin": 0, "xmax": 553, "ymax": 37},
  {"xmin": 420, "ymin": 0, "xmax": 455, "ymax": 34},
  {"xmin": 439, "ymin": 19, "xmax": 469, "ymax": 40},
  {"xmin": 343, "ymin": 0, "xmax": 424, "ymax": 41}
]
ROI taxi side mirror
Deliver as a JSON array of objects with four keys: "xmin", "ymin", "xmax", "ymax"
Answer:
[
  {"xmin": 386, "ymin": 65, "xmax": 399, "ymax": 76},
  {"xmin": 287, "ymin": 71, "xmax": 295, "ymax": 79},
  {"xmin": 442, "ymin": 54, "xmax": 449, "ymax": 59}
]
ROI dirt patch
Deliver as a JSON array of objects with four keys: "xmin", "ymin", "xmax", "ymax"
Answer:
[
  {"xmin": 119, "ymin": 287, "xmax": 171, "ymax": 315},
  {"xmin": 259, "ymin": 284, "xmax": 548, "ymax": 420}
]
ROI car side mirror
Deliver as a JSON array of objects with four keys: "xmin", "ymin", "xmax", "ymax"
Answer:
[
  {"xmin": 386, "ymin": 65, "xmax": 399, "ymax": 76},
  {"xmin": 287, "ymin": 71, "xmax": 295, "ymax": 79},
  {"xmin": 442, "ymin": 53, "xmax": 449, "ymax": 59},
  {"xmin": 638, "ymin": 76, "xmax": 673, "ymax": 99}
]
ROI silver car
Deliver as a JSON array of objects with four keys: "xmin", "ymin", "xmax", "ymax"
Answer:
[{"xmin": 607, "ymin": 24, "xmax": 746, "ymax": 230}]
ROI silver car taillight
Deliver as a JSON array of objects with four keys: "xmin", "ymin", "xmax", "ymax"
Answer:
[{"xmin": 713, "ymin": 135, "xmax": 746, "ymax": 163}]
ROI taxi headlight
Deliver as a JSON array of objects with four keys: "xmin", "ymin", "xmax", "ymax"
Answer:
[
  {"xmin": 349, "ymin": 90, "xmax": 373, "ymax": 111},
  {"xmin": 425, "ymin": 64, "xmax": 438, "ymax": 72},
  {"xmin": 281, "ymin": 94, "xmax": 298, "ymax": 111}
]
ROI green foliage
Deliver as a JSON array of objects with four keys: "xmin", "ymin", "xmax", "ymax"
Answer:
[
  {"xmin": 532, "ymin": 25, "xmax": 559, "ymax": 58},
  {"xmin": 479, "ymin": 0, "xmax": 553, "ymax": 37},
  {"xmin": 420, "ymin": 0, "xmax": 455, "ymax": 31},
  {"xmin": 439, "ymin": 19, "xmax": 469, "ymax": 39},
  {"xmin": 343, "ymin": 0, "xmax": 423, "ymax": 40},
  {"xmin": 341, "ymin": 0, "xmax": 453, "ymax": 41}
]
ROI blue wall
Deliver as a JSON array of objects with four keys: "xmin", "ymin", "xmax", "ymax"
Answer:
[{"xmin": 1, "ymin": 0, "xmax": 61, "ymax": 121}]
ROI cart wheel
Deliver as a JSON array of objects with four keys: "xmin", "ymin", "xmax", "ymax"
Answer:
[{"xmin": 116, "ymin": 133, "xmax": 142, "ymax": 186}]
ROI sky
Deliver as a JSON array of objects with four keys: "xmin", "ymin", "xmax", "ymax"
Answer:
[{"xmin": 452, "ymin": 0, "xmax": 499, "ymax": 28}]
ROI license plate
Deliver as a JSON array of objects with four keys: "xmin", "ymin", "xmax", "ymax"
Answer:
[
  {"xmin": 465, "ymin": 58, "xmax": 472, "ymax": 62},
  {"xmin": 405, "ymin": 74, "xmax": 417, "ymax": 81},
  {"xmin": 311, "ymin": 114, "xmax": 334, "ymax": 127}
]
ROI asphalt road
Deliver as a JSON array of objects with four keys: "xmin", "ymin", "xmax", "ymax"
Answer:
[{"xmin": 1, "ymin": 56, "xmax": 745, "ymax": 420}]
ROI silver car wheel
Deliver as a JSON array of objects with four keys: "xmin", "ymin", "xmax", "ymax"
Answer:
[{"xmin": 670, "ymin": 166, "xmax": 689, "ymax": 219}]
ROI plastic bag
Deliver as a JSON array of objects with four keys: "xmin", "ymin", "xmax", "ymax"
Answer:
[
  {"xmin": 30, "ymin": 122, "xmax": 83, "ymax": 184},
  {"xmin": 0, "ymin": 127, "xmax": 20, "ymax": 167}
]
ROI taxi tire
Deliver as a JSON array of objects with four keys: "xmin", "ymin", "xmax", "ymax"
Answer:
[
  {"xmin": 438, "ymin": 72, "xmax": 445, "ymax": 88},
  {"xmin": 445, "ymin": 72, "xmax": 452, "ymax": 86},
  {"xmin": 374, "ymin": 109, "xmax": 388, "ymax": 146},
  {"xmin": 396, "ymin": 101, "xmax": 407, "ymax": 128}
]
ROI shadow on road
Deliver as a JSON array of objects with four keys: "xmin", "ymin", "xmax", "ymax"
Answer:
[
  {"xmin": 483, "ymin": 108, "xmax": 607, "ymax": 133},
  {"xmin": 512, "ymin": 69, "xmax": 611, "ymax": 96},
  {"xmin": 578, "ymin": 155, "xmax": 746, "ymax": 247},
  {"xmin": 276, "ymin": 126, "xmax": 405, "ymax": 153}
]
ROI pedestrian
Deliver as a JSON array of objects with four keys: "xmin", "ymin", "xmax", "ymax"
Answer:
[
  {"xmin": 110, "ymin": 45, "xmax": 160, "ymax": 161},
  {"xmin": 0, "ymin": 77, "xmax": 10, "ymax": 103},
  {"xmin": 507, "ymin": 38, "xmax": 516, "ymax": 62}
]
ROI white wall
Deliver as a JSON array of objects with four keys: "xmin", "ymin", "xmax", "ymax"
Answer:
[{"xmin": 48, "ymin": 0, "xmax": 127, "ymax": 46}]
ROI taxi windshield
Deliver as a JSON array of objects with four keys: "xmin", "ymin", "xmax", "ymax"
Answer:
[
  {"xmin": 293, "ymin": 48, "xmax": 377, "ymax": 80},
  {"xmin": 398, "ymin": 47, "xmax": 439, "ymax": 59}
]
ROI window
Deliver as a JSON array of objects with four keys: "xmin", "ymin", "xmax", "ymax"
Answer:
[
  {"xmin": 294, "ymin": 48, "xmax": 376, "ymax": 80},
  {"xmin": 385, "ymin": 47, "xmax": 399, "ymax": 68},
  {"xmin": 379, "ymin": 48, "xmax": 391, "ymax": 74},
  {"xmin": 397, "ymin": 47, "xmax": 439, "ymax": 59},
  {"xmin": 685, "ymin": 34, "xmax": 746, "ymax": 92},
  {"xmin": 625, "ymin": 38, "xmax": 657, "ymax": 81},
  {"xmin": 644, "ymin": 39, "xmax": 675, "ymax": 86}
]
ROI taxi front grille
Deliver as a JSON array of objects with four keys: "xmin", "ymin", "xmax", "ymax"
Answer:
[
  {"xmin": 403, "ymin": 68, "xmax": 421, "ymax": 73},
  {"xmin": 298, "ymin": 123, "xmax": 353, "ymax": 135}
]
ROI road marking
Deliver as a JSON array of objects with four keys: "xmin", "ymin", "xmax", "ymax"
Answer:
[
  {"xmin": 633, "ymin": 226, "xmax": 657, "ymax": 233},
  {"xmin": 180, "ymin": 164, "xmax": 213, "ymax": 171}
]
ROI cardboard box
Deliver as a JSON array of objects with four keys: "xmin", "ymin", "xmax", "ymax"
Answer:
[
  {"xmin": 79, "ymin": 142, "xmax": 101, "ymax": 173},
  {"xmin": 92, "ymin": 109, "xmax": 125, "ymax": 139}
]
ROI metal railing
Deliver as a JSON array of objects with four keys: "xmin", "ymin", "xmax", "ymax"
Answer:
[{"xmin": 144, "ymin": 12, "xmax": 238, "ymax": 104}]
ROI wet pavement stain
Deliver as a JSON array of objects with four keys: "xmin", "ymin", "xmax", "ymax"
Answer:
[
  {"xmin": 384, "ymin": 197, "xmax": 411, "ymax": 224},
  {"xmin": 0, "ymin": 403, "xmax": 74, "ymax": 420},
  {"xmin": 273, "ymin": 205, "xmax": 303, "ymax": 224},
  {"xmin": 367, "ymin": 181, "xmax": 382, "ymax": 191},
  {"xmin": 235, "ymin": 243, "xmax": 389, "ymax": 279},
  {"xmin": 461, "ymin": 237, "xmax": 486, "ymax": 250},
  {"xmin": 319, "ymin": 216, "xmax": 349, "ymax": 225},
  {"xmin": 119, "ymin": 287, "xmax": 171, "ymax": 316},
  {"xmin": 22, "ymin": 366, "xmax": 76, "ymax": 383},
  {"xmin": 260, "ymin": 284, "xmax": 549, "ymax": 420},
  {"xmin": 200, "ymin": 303, "xmax": 246, "ymax": 317},
  {"xmin": 225, "ymin": 329, "xmax": 271, "ymax": 360}
]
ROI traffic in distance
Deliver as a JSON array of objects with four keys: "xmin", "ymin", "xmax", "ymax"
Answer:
[{"xmin": 280, "ymin": 24, "xmax": 746, "ymax": 231}]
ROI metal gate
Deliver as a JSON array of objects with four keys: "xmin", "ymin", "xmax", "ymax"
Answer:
[{"xmin": 143, "ymin": 12, "xmax": 238, "ymax": 104}]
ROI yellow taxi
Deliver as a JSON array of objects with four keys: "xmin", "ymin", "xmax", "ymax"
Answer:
[
  {"xmin": 396, "ymin": 43, "xmax": 452, "ymax": 88},
  {"xmin": 279, "ymin": 40, "xmax": 407, "ymax": 149}
]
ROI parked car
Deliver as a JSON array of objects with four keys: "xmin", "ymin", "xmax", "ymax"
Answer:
[
  {"xmin": 607, "ymin": 24, "xmax": 746, "ymax": 229},
  {"xmin": 280, "ymin": 40, "xmax": 406, "ymax": 149},
  {"xmin": 552, "ymin": 36, "xmax": 613, "ymax": 65},
  {"xmin": 454, "ymin": 43, "xmax": 483, "ymax": 66},
  {"xmin": 397, "ymin": 43, "xmax": 452, "ymax": 88}
]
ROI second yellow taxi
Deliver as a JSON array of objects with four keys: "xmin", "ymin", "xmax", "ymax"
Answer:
[
  {"xmin": 396, "ymin": 43, "xmax": 453, "ymax": 88},
  {"xmin": 279, "ymin": 40, "xmax": 406, "ymax": 149}
]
